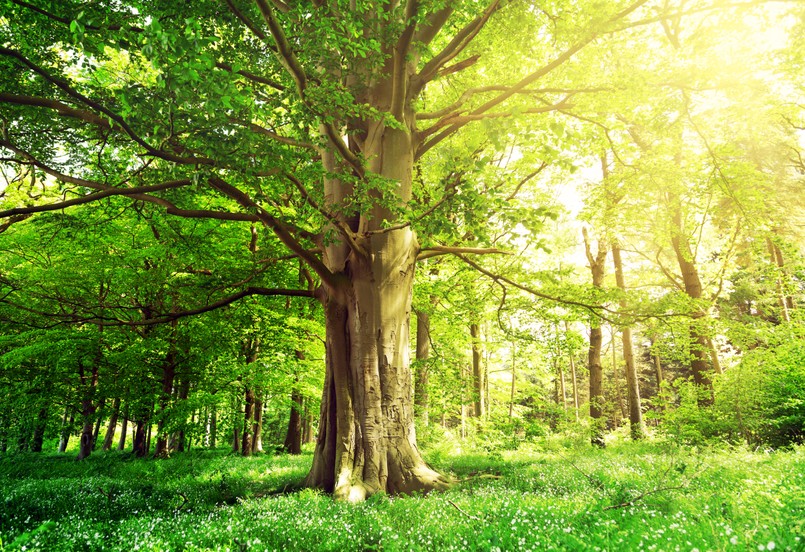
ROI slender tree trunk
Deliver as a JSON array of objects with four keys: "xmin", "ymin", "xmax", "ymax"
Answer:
[
  {"xmin": 556, "ymin": 357, "xmax": 567, "ymax": 413},
  {"xmin": 612, "ymin": 244, "xmax": 644, "ymax": 440},
  {"xmin": 252, "ymin": 396, "xmax": 264, "ymax": 453},
  {"xmin": 509, "ymin": 343, "xmax": 517, "ymax": 418},
  {"xmin": 117, "ymin": 405, "xmax": 128, "ymax": 451},
  {"xmin": 30, "ymin": 406, "xmax": 48, "ymax": 452},
  {"xmin": 102, "ymin": 397, "xmax": 121, "ymax": 451},
  {"xmin": 650, "ymin": 337, "xmax": 664, "ymax": 389},
  {"xmin": 154, "ymin": 325, "xmax": 177, "ymax": 458},
  {"xmin": 583, "ymin": 227, "xmax": 607, "ymax": 446},
  {"xmin": 611, "ymin": 327, "xmax": 627, "ymax": 421},
  {"xmin": 76, "ymin": 360, "xmax": 99, "ymax": 461},
  {"xmin": 767, "ymin": 236, "xmax": 792, "ymax": 322},
  {"xmin": 209, "ymin": 407, "xmax": 217, "ymax": 449},
  {"xmin": 240, "ymin": 337, "xmax": 260, "ymax": 456},
  {"xmin": 242, "ymin": 387, "xmax": 255, "ymax": 456},
  {"xmin": 414, "ymin": 310, "xmax": 430, "ymax": 426},
  {"xmin": 302, "ymin": 403, "xmax": 314, "ymax": 444},
  {"xmin": 91, "ymin": 398, "xmax": 106, "ymax": 450},
  {"xmin": 707, "ymin": 337, "xmax": 723, "ymax": 375},
  {"xmin": 470, "ymin": 322, "xmax": 484, "ymax": 417},
  {"xmin": 58, "ymin": 406, "xmax": 72, "ymax": 453},
  {"xmin": 670, "ymin": 203, "xmax": 712, "ymax": 393},
  {"xmin": 569, "ymin": 354, "xmax": 580, "ymax": 422},
  {"xmin": 133, "ymin": 420, "xmax": 147, "ymax": 456}
]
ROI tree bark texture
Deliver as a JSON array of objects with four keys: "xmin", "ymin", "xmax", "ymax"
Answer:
[
  {"xmin": 414, "ymin": 310, "xmax": 430, "ymax": 426},
  {"xmin": 612, "ymin": 244, "xmax": 644, "ymax": 440},
  {"xmin": 306, "ymin": 229, "xmax": 448, "ymax": 500},
  {"xmin": 470, "ymin": 322, "xmax": 485, "ymax": 417},
  {"xmin": 102, "ymin": 397, "xmax": 121, "ymax": 451},
  {"xmin": 583, "ymin": 228, "xmax": 607, "ymax": 446}
]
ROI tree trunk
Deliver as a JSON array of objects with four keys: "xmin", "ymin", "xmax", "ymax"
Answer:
[
  {"xmin": 252, "ymin": 396, "xmax": 264, "ymax": 453},
  {"xmin": 767, "ymin": 236, "xmax": 792, "ymax": 322},
  {"xmin": 283, "ymin": 388, "xmax": 303, "ymax": 454},
  {"xmin": 470, "ymin": 322, "xmax": 484, "ymax": 417},
  {"xmin": 209, "ymin": 407, "xmax": 217, "ymax": 449},
  {"xmin": 509, "ymin": 343, "xmax": 516, "ymax": 418},
  {"xmin": 612, "ymin": 326, "xmax": 627, "ymax": 421},
  {"xmin": 302, "ymin": 403, "xmax": 314, "ymax": 444},
  {"xmin": 102, "ymin": 397, "xmax": 121, "ymax": 451},
  {"xmin": 612, "ymin": 244, "xmax": 644, "ymax": 440},
  {"xmin": 154, "ymin": 329, "xmax": 177, "ymax": 458},
  {"xmin": 305, "ymin": 228, "xmax": 448, "ymax": 500},
  {"xmin": 132, "ymin": 421, "xmax": 147, "ymax": 456},
  {"xmin": 650, "ymin": 337, "xmax": 664, "ymax": 389},
  {"xmin": 30, "ymin": 406, "xmax": 48, "ymax": 452},
  {"xmin": 58, "ymin": 406, "xmax": 73, "ymax": 453},
  {"xmin": 556, "ymin": 357, "xmax": 567, "ymax": 413},
  {"xmin": 117, "ymin": 405, "xmax": 128, "ymax": 451},
  {"xmin": 414, "ymin": 310, "xmax": 430, "ymax": 426},
  {"xmin": 76, "ymin": 360, "xmax": 99, "ymax": 461},
  {"xmin": 583, "ymin": 227, "xmax": 607, "ymax": 446},
  {"xmin": 670, "ymin": 205, "xmax": 712, "ymax": 393},
  {"xmin": 91, "ymin": 398, "xmax": 105, "ymax": 450},
  {"xmin": 242, "ymin": 387, "xmax": 255, "ymax": 456}
]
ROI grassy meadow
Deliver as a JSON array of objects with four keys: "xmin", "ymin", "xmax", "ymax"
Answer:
[{"xmin": 0, "ymin": 436, "xmax": 802, "ymax": 551}]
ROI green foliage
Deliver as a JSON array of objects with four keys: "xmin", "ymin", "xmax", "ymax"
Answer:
[{"xmin": 1, "ymin": 443, "xmax": 802, "ymax": 551}]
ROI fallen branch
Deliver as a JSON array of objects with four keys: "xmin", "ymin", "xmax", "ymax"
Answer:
[{"xmin": 447, "ymin": 498, "xmax": 482, "ymax": 521}]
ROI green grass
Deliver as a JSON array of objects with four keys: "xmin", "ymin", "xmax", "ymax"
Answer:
[{"xmin": 0, "ymin": 440, "xmax": 802, "ymax": 551}]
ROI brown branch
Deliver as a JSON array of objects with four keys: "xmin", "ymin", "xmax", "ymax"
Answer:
[
  {"xmin": 414, "ymin": 0, "xmax": 502, "ymax": 92},
  {"xmin": 0, "ymin": 180, "xmax": 192, "ymax": 219},
  {"xmin": 246, "ymin": 121, "xmax": 316, "ymax": 149},
  {"xmin": 415, "ymin": 0, "xmax": 649, "ymax": 156},
  {"xmin": 417, "ymin": 245, "xmax": 512, "ymax": 261},
  {"xmin": 215, "ymin": 62, "xmax": 284, "ymax": 91},
  {"xmin": 254, "ymin": 0, "xmax": 307, "ymax": 96},
  {"xmin": 207, "ymin": 176, "xmax": 339, "ymax": 288},
  {"xmin": 418, "ymin": 101, "xmax": 572, "ymax": 150},
  {"xmin": 224, "ymin": 0, "xmax": 269, "ymax": 42},
  {"xmin": 0, "ymin": 48, "xmax": 214, "ymax": 166},
  {"xmin": 0, "ymin": 93, "xmax": 116, "ymax": 131}
]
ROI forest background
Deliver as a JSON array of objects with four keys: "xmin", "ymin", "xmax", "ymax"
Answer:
[{"xmin": 0, "ymin": 0, "xmax": 804, "ymax": 549}]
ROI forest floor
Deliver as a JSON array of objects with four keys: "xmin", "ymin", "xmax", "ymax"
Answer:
[{"xmin": 0, "ymin": 438, "xmax": 802, "ymax": 551}]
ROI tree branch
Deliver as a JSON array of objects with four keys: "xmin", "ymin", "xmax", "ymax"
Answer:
[
  {"xmin": 207, "ymin": 176, "xmax": 340, "ymax": 288},
  {"xmin": 417, "ymin": 245, "xmax": 512, "ymax": 261}
]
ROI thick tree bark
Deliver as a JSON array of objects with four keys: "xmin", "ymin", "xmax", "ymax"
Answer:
[
  {"xmin": 305, "ymin": 228, "xmax": 448, "ymax": 500},
  {"xmin": 612, "ymin": 244, "xmax": 644, "ymax": 440},
  {"xmin": 470, "ymin": 322, "xmax": 484, "ymax": 417},
  {"xmin": 414, "ymin": 310, "xmax": 430, "ymax": 426},
  {"xmin": 583, "ymin": 228, "xmax": 607, "ymax": 446},
  {"xmin": 102, "ymin": 397, "xmax": 121, "ymax": 451},
  {"xmin": 283, "ymin": 388, "xmax": 303, "ymax": 455}
]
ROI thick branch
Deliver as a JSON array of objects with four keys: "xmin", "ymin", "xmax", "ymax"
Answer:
[
  {"xmin": 207, "ymin": 176, "xmax": 339, "ymax": 288},
  {"xmin": 414, "ymin": 1, "xmax": 501, "ymax": 93},
  {"xmin": 417, "ymin": 245, "xmax": 512, "ymax": 261},
  {"xmin": 0, "ymin": 180, "xmax": 191, "ymax": 218}
]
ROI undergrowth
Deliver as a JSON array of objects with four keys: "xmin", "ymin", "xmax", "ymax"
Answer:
[{"xmin": 0, "ymin": 439, "xmax": 802, "ymax": 551}]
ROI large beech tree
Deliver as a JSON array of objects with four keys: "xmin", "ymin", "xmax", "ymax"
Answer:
[{"xmin": 2, "ymin": 0, "xmax": 777, "ymax": 498}]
